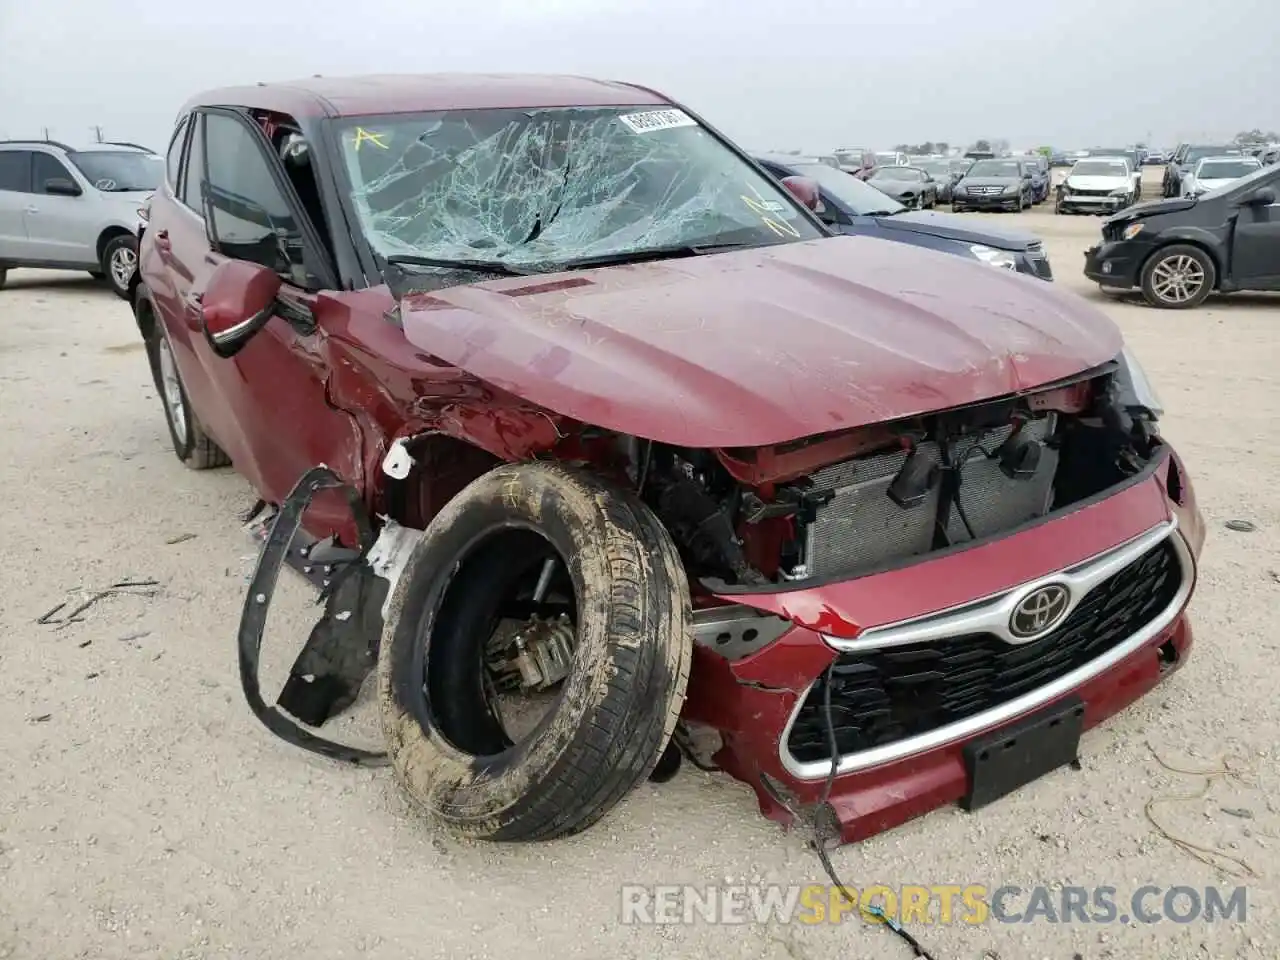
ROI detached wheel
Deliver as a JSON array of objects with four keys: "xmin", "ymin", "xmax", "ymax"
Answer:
[
  {"xmin": 102, "ymin": 234, "xmax": 138, "ymax": 300},
  {"xmin": 379, "ymin": 461, "xmax": 694, "ymax": 842},
  {"xmin": 1140, "ymin": 244, "xmax": 1215, "ymax": 309},
  {"xmin": 146, "ymin": 324, "xmax": 230, "ymax": 469}
]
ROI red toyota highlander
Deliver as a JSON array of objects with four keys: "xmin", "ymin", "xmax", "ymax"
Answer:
[{"xmin": 133, "ymin": 74, "xmax": 1204, "ymax": 845}]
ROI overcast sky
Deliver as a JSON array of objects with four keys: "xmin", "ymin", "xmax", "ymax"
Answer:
[{"xmin": 1, "ymin": 0, "xmax": 1275, "ymax": 154}]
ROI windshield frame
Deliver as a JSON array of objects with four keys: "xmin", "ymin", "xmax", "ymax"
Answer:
[{"xmin": 324, "ymin": 106, "xmax": 830, "ymax": 281}]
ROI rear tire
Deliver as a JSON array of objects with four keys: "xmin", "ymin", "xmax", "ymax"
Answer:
[
  {"xmin": 146, "ymin": 324, "xmax": 231, "ymax": 469},
  {"xmin": 378, "ymin": 461, "xmax": 694, "ymax": 842},
  {"xmin": 101, "ymin": 234, "xmax": 138, "ymax": 300}
]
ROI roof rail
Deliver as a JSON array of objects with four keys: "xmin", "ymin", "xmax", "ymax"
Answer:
[
  {"xmin": 0, "ymin": 138, "xmax": 74, "ymax": 151},
  {"xmin": 100, "ymin": 140, "xmax": 156, "ymax": 153}
]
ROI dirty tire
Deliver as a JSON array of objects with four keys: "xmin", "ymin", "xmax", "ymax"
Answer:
[
  {"xmin": 378, "ymin": 461, "xmax": 694, "ymax": 842},
  {"xmin": 146, "ymin": 325, "xmax": 230, "ymax": 469}
]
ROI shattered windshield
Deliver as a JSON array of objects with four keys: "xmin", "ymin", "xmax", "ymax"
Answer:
[{"xmin": 335, "ymin": 106, "xmax": 821, "ymax": 274}]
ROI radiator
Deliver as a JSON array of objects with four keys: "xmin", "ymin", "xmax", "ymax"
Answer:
[{"xmin": 802, "ymin": 416, "xmax": 1057, "ymax": 579}]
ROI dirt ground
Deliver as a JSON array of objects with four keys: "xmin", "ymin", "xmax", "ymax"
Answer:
[{"xmin": 2, "ymin": 167, "xmax": 1277, "ymax": 960}]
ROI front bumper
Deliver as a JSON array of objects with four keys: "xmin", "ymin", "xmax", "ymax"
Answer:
[
  {"xmin": 953, "ymin": 191, "xmax": 1021, "ymax": 210},
  {"xmin": 1060, "ymin": 192, "xmax": 1128, "ymax": 213},
  {"xmin": 682, "ymin": 450, "xmax": 1203, "ymax": 844},
  {"xmin": 1084, "ymin": 238, "xmax": 1152, "ymax": 287}
]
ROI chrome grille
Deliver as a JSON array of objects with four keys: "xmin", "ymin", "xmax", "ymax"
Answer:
[{"xmin": 802, "ymin": 417, "xmax": 1056, "ymax": 579}]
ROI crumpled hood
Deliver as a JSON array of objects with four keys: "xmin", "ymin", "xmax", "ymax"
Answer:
[
  {"xmin": 398, "ymin": 235, "xmax": 1122, "ymax": 448},
  {"xmin": 1065, "ymin": 175, "xmax": 1130, "ymax": 191},
  {"xmin": 878, "ymin": 210, "xmax": 1038, "ymax": 251}
]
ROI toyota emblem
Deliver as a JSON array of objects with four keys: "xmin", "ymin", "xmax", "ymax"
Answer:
[{"xmin": 1008, "ymin": 584, "xmax": 1070, "ymax": 641}]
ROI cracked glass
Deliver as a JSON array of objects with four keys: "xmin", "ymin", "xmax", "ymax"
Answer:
[{"xmin": 334, "ymin": 106, "xmax": 822, "ymax": 278}]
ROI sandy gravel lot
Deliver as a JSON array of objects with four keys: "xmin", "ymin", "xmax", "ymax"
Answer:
[{"xmin": 2, "ymin": 168, "xmax": 1278, "ymax": 960}]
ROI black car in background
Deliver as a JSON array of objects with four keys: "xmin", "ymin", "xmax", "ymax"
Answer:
[
  {"xmin": 910, "ymin": 157, "xmax": 958, "ymax": 203},
  {"xmin": 756, "ymin": 155, "xmax": 1053, "ymax": 279},
  {"xmin": 1085, "ymin": 162, "xmax": 1280, "ymax": 308},
  {"xmin": 865, "ymin": 165, "xmax": 939, "ymax": 208},
  {"xmin": 1162, "ymin": 144, "xmax": 1241, "ymax": 197},
  {"xmin": 951, "ymin": 158, "xmax": 1034, "ymax": 211}
]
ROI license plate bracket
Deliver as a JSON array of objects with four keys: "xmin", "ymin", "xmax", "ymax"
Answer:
[{"xmin": 960, "ymin": 697, "xmax": 1085, "ymax": 811}]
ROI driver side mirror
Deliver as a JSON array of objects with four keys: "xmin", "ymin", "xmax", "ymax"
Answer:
[
  {"xmin": 44, "ymin": 178, "xmax": 82, "ymax": 197},
  {"xmin": 1243, "ymin": 186, "xmax": 1276, "ymax": 206},
  {"xmin": 780, "ymin": 175, "xmax": 824, "ymax": 213},
  {"xmin": 199, "ymin": 259, "xmax": 282, "ymax": 358}
]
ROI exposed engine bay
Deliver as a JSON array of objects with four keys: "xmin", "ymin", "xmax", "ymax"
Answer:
[{"xmin": 630, "ymin": 360, "xmax": 1162, "ymax": 590}]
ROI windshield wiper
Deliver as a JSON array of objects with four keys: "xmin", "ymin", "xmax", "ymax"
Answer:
[
  {"xmin": 554, "ymin": 241, "xmax": 760, "ymax": 271},
  {"xmin": 863, "ymin": 208, "xmax": 905, "ymax": 217},
  {"xmin": 382, "ymin": 254, "xmax": 534, "ymax": 277}
]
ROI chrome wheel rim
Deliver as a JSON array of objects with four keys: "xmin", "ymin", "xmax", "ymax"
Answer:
[
  {"xmin": 109, "ymin": 246, "xmax": 136, "ymax": 290},
  {"xmin": 157, "ymin": 338, "xmax": 188, "ymax": 446},
  {"xmin": 1151, "ymin": 254, "xmax": 1205, "ymax": 303}
]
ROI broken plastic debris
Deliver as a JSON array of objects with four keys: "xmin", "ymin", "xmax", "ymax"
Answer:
[
  {"xmin": 1225, "ymin": 519, "xmax": 1256, "ymax": 533},
  {"xmin": 335, "ymin": 610, "xmax": 352, "ymax": 622},
  {"xmin": 381, "ymin": 439, "xmax": 416, "ymax": 480}
]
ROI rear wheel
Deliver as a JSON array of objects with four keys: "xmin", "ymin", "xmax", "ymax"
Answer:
[
  {"xmin": 147, "ymin": 325, "xmax": 231, "ymax": 468},
  {"xmin": 378, "ymin": 462, "xmax": 693, "ymax": 841},
  {"xmin": 101, "ymin": 235, "xmax": 138, "ymax": 300},
  {"xmin": 1140, "ymin": 244, "xmax": 1215, "ymax": 309}
]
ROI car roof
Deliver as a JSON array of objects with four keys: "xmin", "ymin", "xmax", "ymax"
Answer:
[{"xmin": 181, "ymin": 73, "xmax": 668, "ymax": 119}]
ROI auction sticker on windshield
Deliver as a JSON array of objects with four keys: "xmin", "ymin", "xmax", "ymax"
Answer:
[{"xmin": 618, "ymin": 109, "xmax": 698, "ymax": 134}]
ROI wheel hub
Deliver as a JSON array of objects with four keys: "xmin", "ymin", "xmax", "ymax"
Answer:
[
  {"xmin": 1151, "ymin": 254, "xmax": 1205, "ymax": 303},
  {"xmin": 488, "ymin": 614, "xmax": 575, "ymax": 692},
  {"xmin": 110, "ymin": 246, "xmax": 137, "ymax": 289}
]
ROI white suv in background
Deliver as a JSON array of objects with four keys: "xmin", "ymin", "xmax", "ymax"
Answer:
[{"xmin": 0, "ymin": 140, "xmax": 162, "ymax": 298}]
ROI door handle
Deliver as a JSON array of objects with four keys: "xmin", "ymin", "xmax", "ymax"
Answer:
[{"xmin": 24, "ymin": 205, "xmax": 38, "ymax": 214}]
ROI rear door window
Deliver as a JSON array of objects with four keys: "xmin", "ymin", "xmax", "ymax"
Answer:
[{"xmin": 0, "ymin": 151, "xmax": 33, "ymax": 193}]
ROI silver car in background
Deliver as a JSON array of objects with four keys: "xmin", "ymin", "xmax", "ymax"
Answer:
[
  {"xmin": 1180, "ymin": 155, "xmax": 1263, "ymax": 197},
  {"xmin": 0, "ymin": 140, "xmax": 162, "ymax": 298}
]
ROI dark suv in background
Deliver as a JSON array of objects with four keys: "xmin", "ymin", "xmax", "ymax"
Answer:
[{"xmin": 756, "ymin": 154, "xmax": 1052, "ymax": 279}]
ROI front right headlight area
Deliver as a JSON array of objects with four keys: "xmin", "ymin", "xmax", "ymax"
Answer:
[
  {"xmin": 1115, "ymin": 344, "xmax": 1164, "ymax": 419},
  {"xmin": 970, "ymin": 244, "xmax": 1019, "ymax": 270}
]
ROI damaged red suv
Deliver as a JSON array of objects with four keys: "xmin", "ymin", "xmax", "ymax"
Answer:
[{"xmin": 134, "ymin": 74, "xmax": 1204, "ymax": 845}]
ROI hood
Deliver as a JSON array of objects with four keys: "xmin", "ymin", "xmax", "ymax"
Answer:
[
  {"xmin": 1065, "ymin": 175, "xmax": 1129, "ymax": 190},
  {"xmin": 397, "ymin": 236, "xmax": 1122, "ymax": 448},
  {"xmin": 869, "ymin": 180, "xmax": 923, "ymax": 196},
  {"xmin": 1107, "ymin": 196, "xmax": 1197, "ymax": 223},
  {"xmin": 959, "ymin": 177, "xmax": 1021, "ymax": 188},
  {"xmin": 877, "ymin": 210, "xmax": 1037, "ymax": 250},
  {"xmin": 1192, "ymin": 178, "xmax": 1235, "ymax": 192}
]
